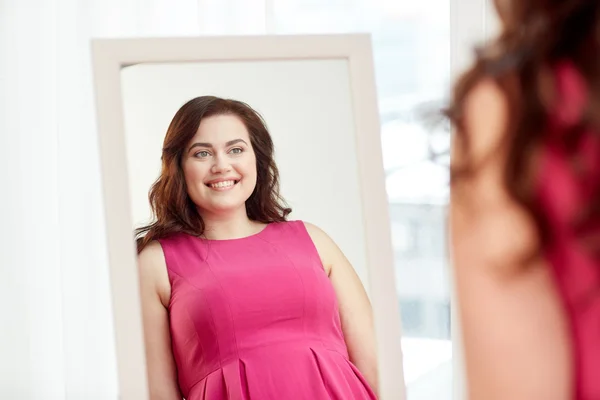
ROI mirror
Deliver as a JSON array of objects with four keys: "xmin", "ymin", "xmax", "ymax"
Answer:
[
  {"xmin": 92, "ymin": 34, "xmax": 403, "ymax": 400},
  {"xmin": 121, "ymin": 59, "xmax": 370, "ymax": 286}
]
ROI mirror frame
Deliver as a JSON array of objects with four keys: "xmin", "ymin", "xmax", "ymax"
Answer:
[{"xmin": 91, "ymin": 34, "xmax": 405, "ymax": 400}]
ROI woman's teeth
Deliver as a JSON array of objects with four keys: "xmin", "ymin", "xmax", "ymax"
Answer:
[{"xmin": 209, "ymin": 180, "xmax": 235, "ymax": 189}]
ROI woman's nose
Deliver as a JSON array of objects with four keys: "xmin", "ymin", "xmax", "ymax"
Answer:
[{"xmin": 210, "ymin": 155, "xmax": 232, "ymax": 174}]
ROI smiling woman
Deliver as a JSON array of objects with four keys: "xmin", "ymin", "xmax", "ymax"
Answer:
[
  {"xmin": 135, "ymin": 96, "xmax": 290, "ymax": 250},
  {"xmin": 134, "ymin": 95, "xmax": 380, "ymax": 400}
]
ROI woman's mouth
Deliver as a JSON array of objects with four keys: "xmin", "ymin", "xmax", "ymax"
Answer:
[{"xmin": 206, "ymin": 180, "xmax": 239, "ymax": 190}]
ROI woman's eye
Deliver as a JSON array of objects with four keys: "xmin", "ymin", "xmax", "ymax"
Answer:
[
  {"xmin": 230, "ymin": 147, "xmax": 243, "ymax": 154},
  {"xmin": 195, "ymin": 150, "xmax": 210, "ymax": 158}
]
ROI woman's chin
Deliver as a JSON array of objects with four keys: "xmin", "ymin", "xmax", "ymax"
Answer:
[{"xmin": 201, "ymin": 201, "xmax": 246, "ymax": 216}]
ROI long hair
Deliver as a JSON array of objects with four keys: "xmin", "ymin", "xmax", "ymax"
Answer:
[
  {"xmin": 135, "ymin": 96, "xmax": 291, "ymax": 253},
  {"xmin": 448, "ymin": 0, "xmax": 600, "ymax": 260}
]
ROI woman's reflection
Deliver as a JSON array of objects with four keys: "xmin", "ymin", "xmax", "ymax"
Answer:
[{"xmin": 135, "ymin": 96, "xmax": 379, "ymax": 400}]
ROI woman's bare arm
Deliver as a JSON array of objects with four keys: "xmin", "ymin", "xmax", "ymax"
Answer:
[
  {"xmin": 451, "ymin": 80, "xmax": 573, "ymax": 400},
  {"xmin": 138, "ymin": 241, "xmax": 182, "ymax": 400},
  {"xmin": 304, "ymin": 222, "xmax": 379, "ymax": 396}
]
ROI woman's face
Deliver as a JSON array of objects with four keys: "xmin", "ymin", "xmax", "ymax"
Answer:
[{"xmin": 182, "ymin": 114, "xmax": 257, "ymax": 218}]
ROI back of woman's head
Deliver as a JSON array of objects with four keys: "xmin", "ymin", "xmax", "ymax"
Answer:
[
  {"xmin": 490, "ymin": 0, "xmax": 599, "ymax": 63},
  {"xmin": 449, "ymin": 0, "xmax": 600, "ymax": 259},
  {"xmin": 135, "ymin": 96, "xmax": 291, "ymax": 253}
]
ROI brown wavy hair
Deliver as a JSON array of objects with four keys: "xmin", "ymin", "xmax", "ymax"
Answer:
[
  {"xmin": 448, "ymin": 0, "xmax": 600, "ymax": 260},
  {"xmin": 135, "ymin": 96, "xmax": 292, "ymax": 253}
]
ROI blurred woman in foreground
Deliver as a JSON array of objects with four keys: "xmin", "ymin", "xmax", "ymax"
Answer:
[{"xmin": 449, "ymin": 1, "xmax": 600, "ymax": 399}]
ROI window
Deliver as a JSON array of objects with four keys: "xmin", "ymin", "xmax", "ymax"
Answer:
[
  {"xmin": 391, "ymin": 222, "xmax": 416, "ymax": 254},
  {"xmin": 272, "ymin": 2, "xmax": 452, "ymax": 399},
  {"xmin": 399, "ymin": 299, "xmax": 424, "ymax": 336}
]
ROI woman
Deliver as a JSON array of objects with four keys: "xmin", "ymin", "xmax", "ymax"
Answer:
[
  {"xmin": 135, "ymin": 96, "xmax": 378, "ymax": 399},
  {"xmin": 449, "ymin": 0, "xmax": 600, "ymax": 399}
]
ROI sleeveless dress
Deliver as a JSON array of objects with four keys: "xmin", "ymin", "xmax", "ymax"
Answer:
[
  {"xmin": 537, "ymin": 62, "xmax": 600, "ymax": 399},
  {"xmin": 157, "ymin": 220, "xmax": 377, "ymax": 400}
]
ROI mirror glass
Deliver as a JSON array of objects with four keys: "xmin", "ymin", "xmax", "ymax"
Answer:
[{"xmin": 120, "ymin": 59, "xmax": 372, "ymax": 291}]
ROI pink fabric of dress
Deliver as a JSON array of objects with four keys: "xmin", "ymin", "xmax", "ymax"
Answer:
[
  {"xmin": 538, "ymin": 62, "xmax": 600, "ymax": 399},
  {"xmin": 158, "ymin": 220, "xmax": 377, "ymax": 400}
]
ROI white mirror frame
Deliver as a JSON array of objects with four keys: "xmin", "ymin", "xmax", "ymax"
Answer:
[{"xmin": 91, "ymin": 34, "xmax": 405, "ymax": 400}]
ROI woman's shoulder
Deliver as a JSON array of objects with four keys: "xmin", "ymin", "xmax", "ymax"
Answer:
[
  {"xmin": 291, "ymin": 220, "xmax": 339, "ymax": 262},
  {"xmin": 462, "ymin": 78, "xmax": 510, "ymax": 149},
  {"xmin": 137, "ymin": 241, "xmax": 171, "ymax": 306},
  {"xmin": 298, "ymin": 220, "xmax": 327, "ymax": 240},
  {"xmin": 138, "ymin": 240, "xmax": 165, "ymax": 263},
  {"xmin": 138, "ymin": 240, "xmax": 168, "ymax": 279},
  {"xmin": 277, "ymin": 219, "xmax": 328, "ymax": 239},
  {"xmin": 272, "ymin": 220, "xmax": 340, "ymax": 251}
]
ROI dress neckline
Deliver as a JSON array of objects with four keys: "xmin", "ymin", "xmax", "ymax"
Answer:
[{"xmin": 198, "ymin": 222, "xmax": 273, "ymax": 243}]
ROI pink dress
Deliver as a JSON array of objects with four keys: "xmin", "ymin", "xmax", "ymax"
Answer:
[
  {"xmin": 538, "ymin": 62, "xmax": 600, "ymax": 399},
  {"xmin": 158, "ymin": 220, "xmax": 377, "ymax": 400}
]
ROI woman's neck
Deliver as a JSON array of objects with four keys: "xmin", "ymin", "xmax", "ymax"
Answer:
[{"xmin": 200, "ymin": 209, "xmax": 265, "ymax": 240}]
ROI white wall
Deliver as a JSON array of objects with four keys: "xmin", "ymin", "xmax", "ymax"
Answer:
[{"xmin": 1, "ymin": 1, "xmax": 121, "ymax": 398}]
